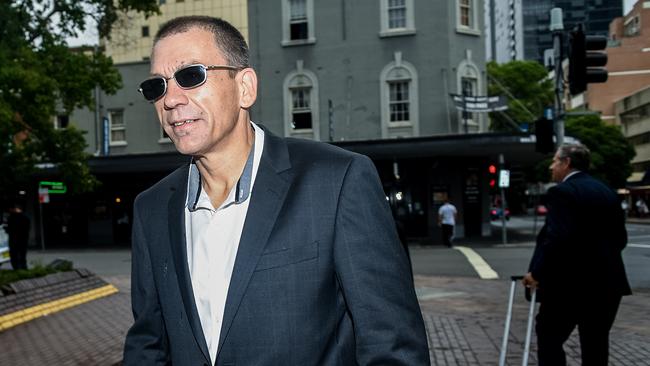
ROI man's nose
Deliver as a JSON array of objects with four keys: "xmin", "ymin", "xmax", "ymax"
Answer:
[{"xmin": 163, "ymin": 79, "xmax": 189, "ymax": 109}]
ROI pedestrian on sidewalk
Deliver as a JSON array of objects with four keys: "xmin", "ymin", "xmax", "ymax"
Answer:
[
  {"xmin": 438, "ymin": 198, "xmax": 457, "ymax": 247},
  {"xmin": 4, "ymin": 203, "xmax": 30, "ymax": 270},
  {"xmin": 123, "ymin": 16, "xmax": 429, "ymax": 366},
  {"xmin": 523, "ymin": 144, "xmax": 631, "ymax": 366}
]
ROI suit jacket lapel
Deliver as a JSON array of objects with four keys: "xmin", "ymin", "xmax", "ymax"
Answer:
[
  {"xmin": 167, "ymin": 170, "xmax": 211, "ymax": 362},
  {"xmin": 217, "ymin": 127, "xmax": 293, "ymax": 354}
]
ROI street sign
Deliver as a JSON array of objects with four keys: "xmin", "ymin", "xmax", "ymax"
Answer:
[
  {"xmin": 499, "ymin": 170, "xmax": 510, "ymax": 188},
  {"xmin": 39, "ymin": 181, "xmax": 67, "ymax": 194},
  {"xmin": 38, "ymin": 187, "xmax": 50, "ymax": 203},
  {"xmin": 450, "ymin": 95, "xmax": 509, "ymax": 113}
]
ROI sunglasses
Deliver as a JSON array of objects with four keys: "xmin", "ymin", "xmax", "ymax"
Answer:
[{"xmin": 138, "ymin": 64, "xmax": 242, "ymax": 102}]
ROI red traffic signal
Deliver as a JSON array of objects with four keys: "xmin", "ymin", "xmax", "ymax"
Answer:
[{"xmin": 488, "ymin": 165, "xmax": 497, "ymax": 174}]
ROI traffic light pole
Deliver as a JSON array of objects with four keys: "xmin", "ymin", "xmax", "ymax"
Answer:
[
  {"xmin": 499, "ymin": 154, "xmax": 507, "ymax": 245},
  {"xmin": 551, "ymin": 8, "xmax": 565, "ymax": 147}
]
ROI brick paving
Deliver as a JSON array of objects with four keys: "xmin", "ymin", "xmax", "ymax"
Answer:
[{"xmin": 0, "ymin": 273, "xmax": 648, "ymax": 365}]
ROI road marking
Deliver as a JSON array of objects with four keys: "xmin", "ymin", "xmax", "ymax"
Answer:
[
  {"xmin": 0, "ymin": 284, "xmax": 118, "ymax": 332},
  {"xmin": 629, "ymin": 244, "xmax": 650, "ymax": 249},
  {"xmin": 453, "ymin": 246, "xmax": 499, "ymax": 279}
]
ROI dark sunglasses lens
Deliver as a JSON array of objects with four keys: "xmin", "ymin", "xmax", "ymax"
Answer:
[
  {"xmin": 175, "ymin": 65, "xmax": 207, "ymax": 88},
  {"xmin": 140, "ymin": 78, "xmax": 166, "ymax": 101}
]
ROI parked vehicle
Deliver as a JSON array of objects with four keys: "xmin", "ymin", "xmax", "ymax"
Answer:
[
  {"xmin": 490, "ymin": 207, "xmax": 510, "ymax": 220},
  {"xmin": 535, "ymin": 204, "xmax": 547, "ymax": 216}
]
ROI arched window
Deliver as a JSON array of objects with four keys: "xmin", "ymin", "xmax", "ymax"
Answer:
[
  {"xmin": 283, "ymin": 60, "xmax": 320, "ymax": 140},
  {"xmin": 380, "ymin": 52, "xmax": 419, "ymax": 138},
  {"xmin": 457, "ymin": 55, "xmax": 483, "ymax": 133}
]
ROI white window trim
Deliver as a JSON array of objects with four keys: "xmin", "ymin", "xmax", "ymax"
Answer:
[
  {"xmin": 379, "ymin": 0, "xmax": 416, "ymax": 38},
  {"xmin": 108, "ymin": 110, "xmax": 127, "ymax": 146},
  {"xmin": 456, "ymin": 0, "xmax": 480, "ymax": 36},
  {"xmin": 456, "ymin": 57, "xmax": 484, "ymax": 133},
  {"xmin": 380, "ymin": 53, "xmax": 419, "ymax": 138},
  {"xmin": 281, "ymin": 0, "xmax": 316, "ymax": 47},
  {"xmin": 283, "ymin": 61, "xmax": 320, "ymax": 140}
]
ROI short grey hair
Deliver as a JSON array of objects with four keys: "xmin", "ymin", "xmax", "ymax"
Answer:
[
  {"xmin": 153, "ymin": 16, "xmax": 249, "ymax": 77},
  {"xmin": 556, "ymin": 144, "xmax": 591, "ymax": 171}
]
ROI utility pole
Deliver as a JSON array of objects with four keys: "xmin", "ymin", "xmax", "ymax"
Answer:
[{"xmin": 550, "ymin": 8, "xmax": 565, "ymax": 147}]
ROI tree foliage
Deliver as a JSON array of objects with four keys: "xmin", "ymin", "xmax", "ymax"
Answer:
[
  {"xmin": 565, "ymin": 115, "xmax": 635, "ymax": 188},
  {"xmin": 0, "ymin": 0, "xmax": 158, "ymax": 202},
  {"xmin": 487, "ymin": 61, "xmax": 554, "ymax": 132}
]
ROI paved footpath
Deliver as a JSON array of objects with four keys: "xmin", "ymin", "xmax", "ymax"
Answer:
[{"xmin": 0, "ymin": 273, "xmax": 648, "ymax": 365}]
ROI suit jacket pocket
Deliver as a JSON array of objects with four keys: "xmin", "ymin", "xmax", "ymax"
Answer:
[{"xmin": 255, "ymin": 241, "xmax": 319, "ymax": 271}]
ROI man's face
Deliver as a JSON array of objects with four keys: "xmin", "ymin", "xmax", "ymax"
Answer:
[
  {"xmin": 549, "ymin": 151, "xmax": 571, "ymax": 183},
  {"xmin": 150, "ymin": 28, "xmax": 244, "ymax": 156}
]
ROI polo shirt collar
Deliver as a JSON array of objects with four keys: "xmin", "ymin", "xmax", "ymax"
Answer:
[{"xmin": 186, "ymin": 139, "xmax": 255, "ymax": 211}]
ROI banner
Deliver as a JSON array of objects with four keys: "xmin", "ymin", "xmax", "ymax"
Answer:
[{"xmin": 451, "ymin": 94, "xmax": 509, "ymax": 112}]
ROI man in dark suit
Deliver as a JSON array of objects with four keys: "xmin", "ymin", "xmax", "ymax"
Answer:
[
  {"xmin": 123, "ymin": 16, "xmax": 429, "ymax": 366},
  {"xmin": 523, "ymin": 144, "xmax": 631, "ymax": 366}
]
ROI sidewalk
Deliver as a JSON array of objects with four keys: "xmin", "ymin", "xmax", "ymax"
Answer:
[{"xmin": 0, "ymin": 272, "xmax": 648, "ymax": 365}]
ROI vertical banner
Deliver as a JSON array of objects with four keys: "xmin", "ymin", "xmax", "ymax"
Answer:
[{"xmin": 102, "ymin": 116, "xmax": 110, "ymax": 156}]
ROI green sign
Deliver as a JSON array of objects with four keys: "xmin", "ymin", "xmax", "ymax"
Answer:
[{"xmin": 39, "ymin": 181, "xmax": 67, "ymax": 194}]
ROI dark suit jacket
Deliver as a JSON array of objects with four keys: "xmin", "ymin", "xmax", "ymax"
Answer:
[
  {"xmin": 529, "ymin": 172, "xmax": 631, "ymax": 301},
  {"xmin": 123, "ymin": 127, "xmax": 430, "ymax": 366}
]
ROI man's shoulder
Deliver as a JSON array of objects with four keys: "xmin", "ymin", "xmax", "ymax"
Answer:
[
  {"xmin": 282, "ymin": 137, "xmax": 368, "ymax": 169},
  {"xmin": 135, "ymin": 163, "xmax": 188, "ymax": 205}
]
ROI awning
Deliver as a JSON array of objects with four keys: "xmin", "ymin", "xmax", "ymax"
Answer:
[{"xmin": 627, "ymin": 172, "xmax": 645, "ymax": 183}]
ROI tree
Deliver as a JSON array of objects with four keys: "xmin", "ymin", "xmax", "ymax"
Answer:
[
  {"xmin": 0, "ymin": 0, "xmax": 158, "ymax": 203},
  {"xmin": 565, "ymin": 114, "xmax": 635, "ymax": 189},
  {"xmin": 487, "ymin": 61, "xmax": 554, "ymax": 132}
]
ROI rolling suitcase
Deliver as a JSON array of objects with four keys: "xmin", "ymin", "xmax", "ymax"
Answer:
[{"xmin": 498, "ymin": 275, "xmax": 537, "ymax": 366}]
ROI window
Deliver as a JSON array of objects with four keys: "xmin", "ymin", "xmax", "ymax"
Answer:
[
  {"xmin": 380, "ymin": 53, "xmax": 419, "ymax": 138},
  {"xmin": 159, "ymin": 0, "xmax": 166, "ymax": 4},
  {"xmin": 54, "ymin": 115, "xmax": 69, "ymax": 129},
  {"xmin": 388, "ymin": 0, "xmax": 407, "ymax": 29},
  {"xmin": 282, "ymin": 0, "xmax": 315, "ymax": 45},
  {"xmin": 289, "ymin": 0, "xmax": 308, "ymax": 40},
  {"xmin": 109, "ymin": 110, "xmax": 126, "ymax": 145},
  {"xmin": 283, "ymin": 61, "xmax": 320, "ymax": 139},
  {"xmin": 141, "ymin": 26, "xmax": 149, "ymax": 38},
  {"xmin": 389, "ymin": 81, "xmax": 410, "ymax": 122},
  {"xmin": 459, "ymin": 0, "xmax": 472, "ymax": 27},
  {"xmin": 379, "ymin": 0, "xmax": 415, "ymax": 37},
  {"xmin": 457, "ymin": 56, "xmax": 482, "ymax": 133},
  {"xmin": 291, "ymin": 87, "xmax": 312, "ymax": 129},
  {"xmin": 456, "ymin": 0, "xmax": 479, "ymax": 35}
]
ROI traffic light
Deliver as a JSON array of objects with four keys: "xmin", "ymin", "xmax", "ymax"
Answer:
[
  {"xmin": 488, "ymin": 164, "xmax": 497, "ymax": 191},
  {"xmin": 535, "ymin": 116, "xmax": 555, "ymax": 154},
  {"xmin": 568, "ymin": 25, "xmax": 608, "ymax": 95}
]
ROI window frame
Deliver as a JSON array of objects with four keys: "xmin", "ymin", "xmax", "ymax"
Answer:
[
  {"xmin": 380, "ymin": 56, "xmax": 419, "ymax": 138},
  {"xmin": 456, "ymin": 0, "xmax": 480, "ymax": 36},
  {"xmin": 282, "ymin": 0, "xmax": 316, "ymax": 46},
  {"xmin": 379, "ymin": 0, "xmax": 416, "ymax": 38},
  {"xmin": 283, "ymin": 64, "xmax": 320, "ymax": 140},
  {"xmin": 108, "ymin": 109, "xmax": 127, "ymax": 146}
]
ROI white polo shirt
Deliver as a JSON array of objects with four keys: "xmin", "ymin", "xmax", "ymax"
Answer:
[{"xmin": 184, "ymin": 122, "xmax": 264, "ymax": 365}]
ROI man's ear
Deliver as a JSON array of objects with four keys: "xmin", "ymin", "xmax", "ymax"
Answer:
[{"xmin": 238, "ymin": 68, "xmax": 257, "ymax": 109}]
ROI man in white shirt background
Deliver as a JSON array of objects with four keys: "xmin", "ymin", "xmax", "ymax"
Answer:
[{"xmin": 438, "ymin": 198, "xmax": 457, "ymax": 247}]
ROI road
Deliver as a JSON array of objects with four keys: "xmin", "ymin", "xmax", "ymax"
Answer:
[
  {"xmin": 410, "ymin": 217, "xmax": 650, "ymax": 290},
  {"xmin": 22, "ymin": 216, "xmax": 650, "ymax": 291}
]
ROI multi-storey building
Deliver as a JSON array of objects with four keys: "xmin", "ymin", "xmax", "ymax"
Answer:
[
  {"xmin": 485, "ymin": 0, "xmax": 524, "ymax": 63},
  {"xmin": 105, "ymin": 0, "xmax": 248, "ymax": 64},
  {"xmin": 38, "ymin": 0, "xmax": 547, "ymax": 248},
  {"xmin": 522, "ymin": 0, "xmax": 623, "ymax": 64},
  {"xmin": 581, "ymin": 0, "xmax": 650, "ymax": 121}
]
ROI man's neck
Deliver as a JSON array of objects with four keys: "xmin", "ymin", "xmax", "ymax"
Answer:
[{"xmin": 194, "ymin": 121, "xmax": 255, "ymax": 207}]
